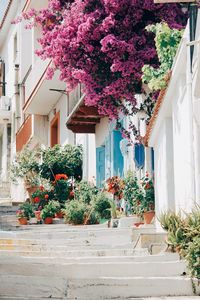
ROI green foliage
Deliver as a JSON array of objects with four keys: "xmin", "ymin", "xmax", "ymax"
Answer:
[
  {"xmin": 159, "ymin": 208, "xmax": 200, "ymax": 279},
  {"xmin": 92, "ymin": 192, "xmax": 111, "ymax": 219},
  {"xmin": 40, "ymin": 200, "xmax": 60, "ymax": 219},
  {"xmin": 53, "ymin": 179, "xmax": 70, "ymax": 204},
  {"xmin": 17, "ymin": 202, "xmax": 35, "ymax": 220},
  {"xmin": 74, "ymin": 180, "xmax": 98, "ymax": 204},
  {"xmin": 40, "ymin": 144, "xmax": 83, "ymax": 181},
  {"xmin": 123, "ymin": 172, "xmax": 144, "ymax": 214},
  {"xmin": 142, "ymin": 23, "xmax": 183, "ymax": 91},
  {"xmin": 107, "ymin": 199, "xmax": 117, "ymax": 219},
  {"xmin": 10, "ymin": 146, "xmax": 41, "ymax": 186},
  {"xmin": 63, "ymin": 200, "xmax": 86, "ymax": 225},
  {"xmin": 185, "ymin": 237, "xmax": 200, "ymax": 279}
]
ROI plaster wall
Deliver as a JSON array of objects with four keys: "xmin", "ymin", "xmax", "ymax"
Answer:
[
  {"xmin": 154, "ymin": 120, "xmax": 175, "ymax": 216},
  {"xmin": 96, "ymin": 117, "xmax": 109, "ymax": 148},
  {"xmin": 172, "ymin": 87, "xmax": 195, "ymax": 212}
]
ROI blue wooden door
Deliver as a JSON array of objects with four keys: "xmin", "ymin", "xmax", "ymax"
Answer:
[
  {"xmin": 134, "ymin": 143, "xmax": 145, "ymax": 169},
  {"xmin": 96, "ymin": 146, "xmax": 105, "ymax": 187},
  {"xmin": 112, "ymin": 130, "xmax": 124, "ymax": 177}
]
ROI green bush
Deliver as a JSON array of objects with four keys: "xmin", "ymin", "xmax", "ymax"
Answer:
[
  {"xmin": 40, "ymin": 144, "xmax": 83, "ymax": 181},
  {"xmin": 63, "ymin": 200, "xmax": 86, "ymax": 225},
  {"xmin": 92, "ymin": 193, "xmax": 111, "ymax": 219},
  {"xmin": 18, "ymin": 202, "xmax": 35, "ymax": 220},
  {"xmin": 74, "ymin": 180, "xmax": 98, "ymax": 204},
  {"xmin": 123, "ymin": 172, "xmax": 143, "ymax": 214},
  {"xmin": 159, "ymin": 207, "xmax": 200, "ymax": 279},
  {"xmin": 10, "ymin": 146, "xmax": 41, "ymax": 186},
  {"xmin": 40, "ymin": 200, "xmax": 60, "ymax": 220}
]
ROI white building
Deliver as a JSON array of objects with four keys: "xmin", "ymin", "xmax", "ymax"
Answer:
[{"xmin": 146, "ymin": 10, "xmax": 200, "ymax": 215}]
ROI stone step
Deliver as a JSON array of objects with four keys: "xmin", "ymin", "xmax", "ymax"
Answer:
[
  {"xmin": 0, "ymin": 260, "xmax": 186, "ymax": 278},
  {"xmin": 0, "ymin": 252, "xmax": 180, "ymax": 263},
  {"xmin": 0, "ymin": 206, "xmax": 18, "ymax": 214},
  {"xmin": 0, "ymin": 198, "xmax": 12, "ymax": 206},
  {"xmin": 0, "ymin": 247, "xmax": 148, "ymax": 257},
  {"xmin": 0, "ymin": 275, "xmax": 198, "ymax": 299}
]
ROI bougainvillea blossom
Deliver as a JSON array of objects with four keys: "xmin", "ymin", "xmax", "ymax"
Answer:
[{"xmin": 16, "ymin": 0, "xmax": 187, "ymax": 121}]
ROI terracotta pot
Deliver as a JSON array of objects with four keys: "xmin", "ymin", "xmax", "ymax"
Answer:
[
  {"xmin": 44, "ymin": 217, "xmax": 53, "ymax": 224},
  {"xmin": 34, "ymin": 211, "xmax": 41, "ymax": 221},
  {"xmin": 143, "ymin": 211, "xmax": 155, "ymax": 224},
  {"xmin": 18, "ymin": 217, "xmax": 28, "ymax": 225},
  {"xmin": 55, "ymin": 211, "xmax": 64, "ymax": 218}
]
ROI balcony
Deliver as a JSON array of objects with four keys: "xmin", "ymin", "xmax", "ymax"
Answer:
[
  {"xmin": 16, "ymin": 114, "xmax": 48, "ymax": 152},
  {"xmin": 0, "ymin": 96, "xmax": 11, "ymax": 123},
  {"xmin": 66, "ymin": 95, "xmax": 101, "ymax": 133},
  {"xmin": 23, "ymin": 59, "xmax": 66, "ymax": 115}
]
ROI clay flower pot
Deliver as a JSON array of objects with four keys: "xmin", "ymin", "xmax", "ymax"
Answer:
[
  {"xmin": 18, "ymin": 217, "xmax": 28, "ymax": 225},
  {"xmin": 44, "ymin": 217, "xmax": 53, "ymax": 224},
  {"xmin": 143, "ymin": 211, "xmax": 155, "ymax": 224}
]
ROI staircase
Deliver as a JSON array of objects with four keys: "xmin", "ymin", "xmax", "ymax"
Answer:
[
  {"xmin": 0, "ymin": 205, "xmax": 19, "ymax": 230},
  {"xmin": 0, "ymin": 224, "xmax": 199, "ymax": 299}
]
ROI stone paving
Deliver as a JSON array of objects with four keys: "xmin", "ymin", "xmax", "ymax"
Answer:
[{"xmin": 0, "ymin": 219, "xmax": 199, "ymax": 299}]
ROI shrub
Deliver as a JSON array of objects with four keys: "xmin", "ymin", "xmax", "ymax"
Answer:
[
  {"xmin": 123, "ymin": 172, "xmax": 143, "ymax": 214},
  {"xmin": 63, "ymin": 200, "xmax": 86, "ymax": 225},
  {"xmin": 40, "ymin": 200, "xmax": 60, "ymax": 220},
  {"xmin": 92, "ymin": 193, "xmax": 111, "ymax": 219},
  {"xmin": 159, "ymin": 207, "xmax": 200, "ymax": 280},
  {"xmin": 17, "ymin": 202, "xmax": 35, "ymax": 220},
  {"xmin": 10, "ymin": 146, "xmax": 41, "ymax": 186},
  {"xmin": 40, "ymin": 144, "xmax": 83, "ymax": 181},
  {"xmin": 74, "ymin": 181, "xmax": 98, "ymax": 204},
  {"xmin": 53, "ymin": 175, "xmax": 71, "ymax": 204}
]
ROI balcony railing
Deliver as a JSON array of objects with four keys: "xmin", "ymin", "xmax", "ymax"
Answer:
[{"xmin": 16, "ymin": 115, "xmax": 32, "ymax": 152}]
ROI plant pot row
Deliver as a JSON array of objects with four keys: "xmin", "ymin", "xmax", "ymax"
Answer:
[{"xmin": 18, "ymin": 211, "xmax": 64, "ymax": 225}]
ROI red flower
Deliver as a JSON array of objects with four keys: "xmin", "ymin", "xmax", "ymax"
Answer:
[
  {"xmin": 39, "ymin": 186, "xmax": 44, "ymax": 191},
  {"xmin": 54, "ymin": 174, "xmax": 68, "ymax": 181},
  {"xmin": 69, "ymin": 190, "xmax": 74, "ymax": 197},
  {"xmin": 145, "ymin": 183, "xmax": 151, "ymax": 190},
  {"xmin": 34, "ymin": 197, "xmax": 40, "ymax": 203},
  {"xmin": 44, "ymin": 194, "xmax": 49, "ymax": 200}
]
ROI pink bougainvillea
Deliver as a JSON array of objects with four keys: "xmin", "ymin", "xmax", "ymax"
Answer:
[{"xmin": 16, "ymin": 0, "xmax": 187, "ymax": 121}]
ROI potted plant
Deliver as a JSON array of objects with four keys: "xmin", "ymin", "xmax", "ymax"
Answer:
[
  {"xmin": 16, "ymin": 202, "xmax": 35, "ymax": 225},
  {"xmin": 40, "ymin": 200, "xmax": 60, "ymax": 224},
  {"xmin": 16, "ymin": 209, "xmax": 28, "ymax": 225},
  {"xmin": 10, "ymin": 146, "xmax": 41, "ymax": 200},
  {"xmin": 140, "ymin": 173, "xmax": 155, "ymax": 224}
]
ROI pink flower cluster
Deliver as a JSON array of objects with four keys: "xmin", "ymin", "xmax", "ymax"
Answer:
[{"xmin": 17, "ymin": 0, "xmax": 187, "ymax": 121}]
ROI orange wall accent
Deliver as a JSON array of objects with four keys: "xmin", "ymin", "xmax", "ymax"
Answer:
[
  {"xmin": 16, "ymin": 115, "xmax": 32, "ymax": 152},
  {"xmin": 50, "ymin": 112, "xmax": 60, "ymax": 147}
]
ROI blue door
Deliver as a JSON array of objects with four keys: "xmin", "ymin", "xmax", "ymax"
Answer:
[
  {"xmin": 112, "ymin": 130, "xmax": 124, "ymax": 177},
  {"xmin": 134, "ymin": 143, "xmax": 145, "ymax": 169},
  {"xmin": 96, "ymin": 146, "xmax": 105, "ymax": 187}
]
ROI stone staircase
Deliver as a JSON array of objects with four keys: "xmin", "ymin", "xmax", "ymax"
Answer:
[
  {"xmin": 0, "ymin": 224, "xmax": 199, "ymax": 299},
  {"xmin": 0, "ymin": 205, "xmax": 19, "ymax": 230}
]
